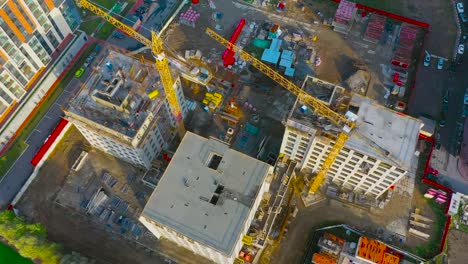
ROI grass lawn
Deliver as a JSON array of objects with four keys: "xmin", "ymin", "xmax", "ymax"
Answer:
[
  {"xmin": 79, "ymin": 0, "xmax": 136, "ymax": 40},
  {"xmin": 0, "ymin": 241, "xmax": 32, "ymax": 264},
  {"xmin": 0, "ymin": 43, "xmax": 98, "ymax": 178},
  {"xmin": 78, "ymin": 18, "xmax": 102, "ymax": 35}
]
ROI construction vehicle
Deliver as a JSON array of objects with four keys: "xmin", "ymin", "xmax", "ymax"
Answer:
[
  {"xmin": 76, "ymin": 0, "xmax": 213, "ymax": 137},
  {"xmin": 205, "ymin": 28, "xmax": 356, "ymax": 196}
]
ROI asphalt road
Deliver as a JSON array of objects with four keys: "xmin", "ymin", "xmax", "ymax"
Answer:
[
  {"xmin": 408, "ymin": 40, "xmax": 467, "ymax": 155},
  {"xmin": 0, "ymin": 65, "xmax": 91, "ymax": 209}
]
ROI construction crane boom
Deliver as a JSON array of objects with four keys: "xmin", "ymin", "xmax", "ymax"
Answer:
[
  {"xmin": 205, "ymin": 28, "xmax": 355, "ymax": 194},
  {"xmin": 78, "ymin": 0, "xmax": 185, "ymax": 137}
]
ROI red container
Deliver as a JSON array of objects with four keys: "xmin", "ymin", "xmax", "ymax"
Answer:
[{"xmin": 192, "ymin": 0, "xmax": 199, "ymax": 5}]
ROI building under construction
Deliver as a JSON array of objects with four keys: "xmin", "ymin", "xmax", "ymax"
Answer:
[
  {"xmin": 65, "ymin": 51, "xmax": 188, "ymax": 169},
  {"xmin": 139, "ymin": 132, "xmax": 273, "ymax": 264},
  {"xmin": 279, "ymin": 76, "xmax": 422, "ymax": 199}
]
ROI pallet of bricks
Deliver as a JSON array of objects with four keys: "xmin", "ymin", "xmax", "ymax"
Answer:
[{"xmin": 363, "ymin": 14, "xmax": 386, "ymax": 43}]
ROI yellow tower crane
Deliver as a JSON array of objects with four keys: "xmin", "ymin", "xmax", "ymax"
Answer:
[
  {"xmin": 77, "ymin": 0, "xmax": 187, "ymax": 136},
  {"xmin": 205, "ymin": 28, "xmax": 356, "ymax": 195}
]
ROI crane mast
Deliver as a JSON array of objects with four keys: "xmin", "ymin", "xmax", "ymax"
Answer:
[
  {"xmin": 205, "ymin": 28, "xmax": 355, "ymax": 194},
  {"xmin": 77, "ymin": 0, "xmax": 185, "ymax": 137}
]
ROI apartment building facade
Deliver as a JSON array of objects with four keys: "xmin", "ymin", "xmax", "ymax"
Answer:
[
  {"xmin": 65, "ymin": 51, "xmax": 188, "ymax": 169},
  {"xmin": 0, "ymin": 0, "xmax": 79, "ymax": 118},
  {"xmin": 280, "ymin": 123, "xmax": 406, "ymax": 198},
  {"xmin": 280, "ymin": 94, "xmax": 421, "ymax": 199}
]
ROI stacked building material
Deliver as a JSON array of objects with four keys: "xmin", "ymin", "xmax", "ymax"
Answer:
[
  {"xmin": 332, "ymin": 0, "xmax": 356, "ymax": 34},
  {"xmin": 179, "ymin": 7, "xmax": 200, "ymax": 28},
  {"xmin": 363, "ymin": 14, "xmax": 386, "ymax": 43},
  {"xmin": 391, "ymin": 23, "xmax": 419, "ymax": 69}
]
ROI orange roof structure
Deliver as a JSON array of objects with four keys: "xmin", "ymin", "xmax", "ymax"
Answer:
[
  {"xmin": 357, "ymin": 237, "xmax": 400, "ymax": 264},
  {"xmin": 312, "ymin": 253, "xmax": 336, "ymax": 264}
]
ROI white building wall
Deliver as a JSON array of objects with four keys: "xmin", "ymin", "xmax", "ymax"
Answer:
[
  {"xmin": 280, "ymin": 126, "xmax": 407, "ymax": 198},
  {"xmin": 49, "ymin": 9, "xmax": 72, "ymax": 37}
]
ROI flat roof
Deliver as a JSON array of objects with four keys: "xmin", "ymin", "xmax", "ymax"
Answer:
[
  {"xmin": 290, "ymin": 76, "xmax": 421, "ymax": 170},
  {"xmin": 141, "ymin": 132, "xmax": 271, "ymax": 255},
  {"xmin": 346, "ymin": 97, "xmax": 421, "ymax": 169}
]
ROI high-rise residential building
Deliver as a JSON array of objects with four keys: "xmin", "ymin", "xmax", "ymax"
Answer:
[
  {"xmin": 65, "ymin": 51, "xmax": 188, "ymax": 169},
  {"xmin": 0, "ymin": 0, "xmax": 79, "ymax": 118},
  {"xmin": 140, "ymin": 132, "xmax": 272, "ymax": 264},
  {"xmin": 280, "ymin": 76, "xmax": 422, "ymax": 199}
]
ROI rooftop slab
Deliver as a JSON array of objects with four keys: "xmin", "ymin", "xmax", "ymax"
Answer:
[
  {"xmin": 290, "ymin": 76, "xmax": 421, "ymax": 170},
  {"xmin": 141, "ymin": 132, "xmax": 271, "ymax": 255},
  {"xmin": 67, "ymin": 51, "xmax": 165, "ymax": 139}
]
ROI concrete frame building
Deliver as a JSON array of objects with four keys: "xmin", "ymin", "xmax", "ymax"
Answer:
[
  {"xmin": 0, "ymin": 0, "xmax": 79, "ymax": 119},
  {"xmin": 65, "ymin": 51, "xmax": 188, "ymax": 169},
  {"xmin": 140, "ymin": 132, "xmax": 272, "ymax": 264},
  {"xmin": 279, "ymin": 76, "xmax": 422, "ymax": 198}
]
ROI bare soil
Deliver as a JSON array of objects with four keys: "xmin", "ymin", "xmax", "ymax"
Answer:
[
  {"xmin": 448, "ymin": 230, "xmax": 468, "ymax": 264},
  {"xmin": 15, "ymin": 127, "xmax": 213, "ymax": 264}
]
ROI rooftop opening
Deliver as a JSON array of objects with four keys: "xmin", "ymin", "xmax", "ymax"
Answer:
[
  {"xmin": 215, "ymin": 184, "xmax": 224, "ymax": 194},
  {"xmin": 208, "ymin": 154, "xmax": 223, "ymax": 170},
  {"xmin": 210, "ymin": 194, "xmax": 219, "ymax": 205}
]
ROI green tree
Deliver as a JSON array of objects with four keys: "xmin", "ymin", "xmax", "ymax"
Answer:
[
  {"xmin": 0, "ymin": 211, "xmax": 93, "ymax": 264},
  {"xmin": 0, "ymin": 211, "xmax": 62, "ymax": 263}
]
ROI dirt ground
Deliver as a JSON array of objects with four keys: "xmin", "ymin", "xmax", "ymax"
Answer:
[
  {"xmin": 15, "ymin": 127, "xmax": 213, "ymax": 264},
  {"xmin": 270, "ymin": 185, "xmax": 441, "ymax": 264},
  {"xmin": 301, "ymin": 0, "xmax": 456, "ymax": 58},
  {"xmin": 448, "ymin": 230, "xmax": 468, "ymax": 264}
]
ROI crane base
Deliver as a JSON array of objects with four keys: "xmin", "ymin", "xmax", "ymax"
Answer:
[{"xmin": 301, "ymin": 192, "xmax": 326, "ymax": 207}]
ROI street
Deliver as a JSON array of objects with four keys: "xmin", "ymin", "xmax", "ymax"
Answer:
[
  {"xmin": 408, "ymin": 0, "xmax": 468, "ymax": 191},
  {"xmin": 0, "ymin": 59, "xmax": 92, "ymax": 209}
]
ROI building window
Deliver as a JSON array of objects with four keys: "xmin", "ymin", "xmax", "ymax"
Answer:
[
  {"xmin": 315, "ymin": 142, "xmax": 325, "ymax": 148},
  {"xmin": 354, "ymin": 152, "xmax": 364, "ymax": 158},
  {"xmin": 48, "ymin": 15, "xmax": 64, "ymax": 39},
  {"xmin": 289, "ymin": 132, "xmax": 297, "ymax": 138},
  {"xmin": 395, "ymin": 168, "xmax": 406, "ymax": 173},
  {"xmin": 379, "ymin": 162, "xmax": 392, "ymax": 169}
]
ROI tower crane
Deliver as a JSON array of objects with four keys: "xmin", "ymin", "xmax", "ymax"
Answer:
[
  {"xmin": 77, "ymin": 0, "xmax": 211, "ymax": 137},
  {"xmin": 205, "ymin": 28, "xmax": 356, "ymax": 195}
]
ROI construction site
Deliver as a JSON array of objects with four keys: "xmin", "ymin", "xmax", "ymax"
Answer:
[{"xmin": 9, "ymin": 0, "xmax": 445, "ymax": 263}]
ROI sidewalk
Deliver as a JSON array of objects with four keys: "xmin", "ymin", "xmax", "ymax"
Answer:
[
  {"xmin": 431, "ymin": 146, "xmax": 468, "ymax": 193},
  {"xmin": 0, "ymin": 32, "xmax": 87, "ymax": 153}
]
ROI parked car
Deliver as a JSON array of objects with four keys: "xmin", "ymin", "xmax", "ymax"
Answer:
[
  {"xmin": 439, "ymin": 115, "xmax": 446, "ymax": 127},
  {"xmin": 464, "ymin": 92, "xmax": 468, "ymax": 105},
  {"xmin": 457, "ymin": 2, "xmax": 464, "ymax": 13},
  {"xmin": 458, "ymin": 44, "xmax": 465, "ymax": 54},
  {"xmin": 437, "ymin": 58, "xmax": 444, "ymax": 70},
  {"xmin": 423, "ymin": 53, "xmax": 431, "ymax": 66},
  {"xmin": 443, "ymin": 90, "xmax": 450, "ymax": 104},
  {"xmin": 75, "ymin": 67, "xmax": 85, "ymax": 78},
  {"xmin": 461, "ymin": 13, "xmax": 468, "ymax": 23}
]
